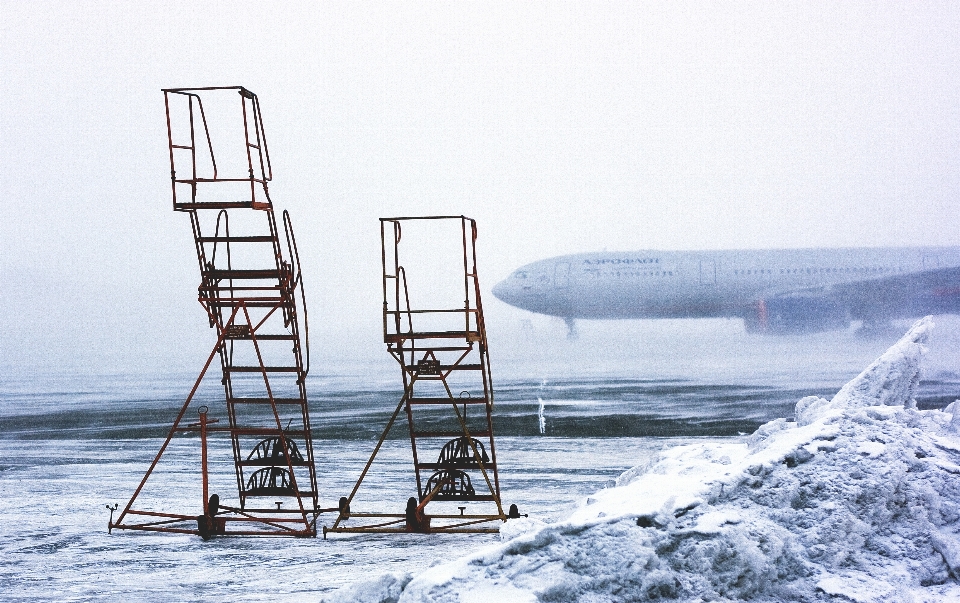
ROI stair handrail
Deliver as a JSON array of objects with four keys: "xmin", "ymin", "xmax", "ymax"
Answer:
[
  {"xmin": 282, "ymin": 209, "xmax": 309, "ymax": 377},
  {"xmin": 397, "ymin": 265, "xmax": 414, "ymax": 336},
  {"xmin": 247, "ymin": 90, "xmax": 272, "ymax": 182},
  {"xmin": 163, "ymin": 90, "xmax": 218, "ymax": 187}
]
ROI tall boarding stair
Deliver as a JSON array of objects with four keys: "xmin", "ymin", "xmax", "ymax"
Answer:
[{"xmin": 110, "ymin": 86, "xmax": 320, "ymax": 537}]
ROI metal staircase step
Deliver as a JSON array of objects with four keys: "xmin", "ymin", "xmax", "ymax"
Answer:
[
  {"xmin": 241, "ymin": 488, "xmax": 317, "ymax": 498},
  {"xmin": 407, "ymin": 397, "xmax": 490, "ymax": 405},
  {"xmin": 227, "ymin": 397, "xmax": 306, "ymax": 405},
  {"xmin": 225, "ymin": 366, "xmax": 301, "ymax": 373},
  {"xmin": 404, "ymin": 363, "xmax": 483, "ymax": 372},
  {"xmin": 428, "ymin": 493, "xmax": 498, "ymax": 502},
  {"xmin": 198, "ymin": 235, "xmax": 276, "ymax": 243},
  {"xmin": 202, "ymin": 297, "xmax": 287, "ymax": 307},
  {"xmin": 203, "ymin": 269, "xmax": 282, "ymax": 280},
  {"xmin": 174, "ymin": 201, "xmax": 271, "ymax": 211},
  {"xmin": 229, "ymin": 428, "xmax": 309, "ymax": 437},
  {"xmin": 384, "ymin": 330, "xmax": 481, "ymax": 343},
  {"xmin": 221, "ymin": 333, "xmax": 297, "ymax": 341},
  {"xmin": 238, "ymin": 459, "xmax": 312, "ymax": 467},
  {"xmin": 416, "ymin": 461, "xmax": 497, "ymax": 470},
  {"xmin": 412, "ymin": 430, "xmax": 491, "ymax": 438}
]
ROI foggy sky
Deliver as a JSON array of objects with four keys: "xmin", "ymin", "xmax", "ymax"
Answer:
[{"xmin": 2, "ymin": 1, "xmax": 959, "ymax": 373}]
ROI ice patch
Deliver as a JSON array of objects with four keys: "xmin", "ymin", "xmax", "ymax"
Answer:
[
  {"xmin": 498, "ymin": 516, "xmax": 548, "ymax": 541},
  {"xmin": 689, "ymin": 509, "xmax": 741, "ymax": 534},
  {"xmin": 319, "ymin": 571, "xmax": 412, "ymax": 603},
  {"xmin": 817, "ymin": 572, "xmax": 895, "ymax": 602},
  {"xmin": 856, "ymin": 440, "xmax": 886, "ymax": 458}
]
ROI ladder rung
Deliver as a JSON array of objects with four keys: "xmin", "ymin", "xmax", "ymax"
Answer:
[
  {"xmin": 238, "ymin": 459, "xmax": 312, "ymax": 467},
  {"xmin": 394, "ymin": 345, "xmax": 473, "ymax": 352},
  {"xmin": 199, "ymin": 236, "xmax": 275, "ymax": 243},
  {"xmin": 174, "ymin": 202, "xmax": 271, "ymax": 211},
  {"xmin": 226, "ymin": 366, "xmax": 301, "ymax": 373},
  {"xmin": 183, "ymin": 177, "xmax": 268, "ymax": 184},
  {"xmin": 203, "ymin": 294, "xmax": 285, "ymax": 299},
  {"xmin": 205, "ymin": 269, "xmax": 281, "ymax": 279},
  {"xmin": 407, "ymin": 397, "xmax": 490, "ymax": 405},
  {"xmin": 414, "ymin": 430, "xmax": 491, "ymax": 438},
  {"xmin": 417, "ymin": 462, "xmax": 496, "ymax": 470},
  {"xmin": 229, "ymin": 397, "xmax": 306, "ymax": 405},
  {"xmin": 385, "ymin": 331, "xmax": 481, "ymax": 342},
  {"xmin": 231, "ymin": 428, "xmax": 308, "ymax": 437},
  {"xmin": 405, "ymin": 364, "xmax": 483, "ymax": 372},
  {"xmin": 428, "ymin": 494, "xmax": 498, "ymax": 502},
  {"xmin": 242, "ymin": 489, "xmax": 316, "ymax": 498},
  {"xmin": 200, "ymin": 285, "xmax": 284, "ymax": 291},
  {"xmin": 203, "ymin": 298, "xmax": 286, "ymax": 307},
  {"xmin": 221, "ymin": 334, "xmax": 297, "ymax": 341}
]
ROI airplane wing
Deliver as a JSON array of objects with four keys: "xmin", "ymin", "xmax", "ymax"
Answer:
[{"xmin": 748, "ymin": 266, "xmax": 960, "ymax": 333}]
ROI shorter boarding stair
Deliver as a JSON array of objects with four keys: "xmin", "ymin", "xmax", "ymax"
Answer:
[{"xmin": 325, "ymin": 216, "xmax": 520, "ymax": 536}]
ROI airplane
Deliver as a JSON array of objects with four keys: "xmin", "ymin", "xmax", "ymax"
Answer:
[{"xmin": 490, "ymin": 247, "xmax": 960, "ymax": 335}]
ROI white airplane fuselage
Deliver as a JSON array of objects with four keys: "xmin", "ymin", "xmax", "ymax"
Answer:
[{"xmin": 491, "ymin": 247, "xmax": 960, "ymax": 333}]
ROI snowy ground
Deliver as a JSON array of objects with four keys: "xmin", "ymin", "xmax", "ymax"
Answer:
[{"xmin": 324, "ymin": 317, "xmax": 960, "ymax": 602}]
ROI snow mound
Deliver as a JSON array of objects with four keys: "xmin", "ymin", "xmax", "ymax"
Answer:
[
  {"xmin": 324, "ymin": 317, "xmax": 960, "ymax": 602},
  {"xmin": 322, "ymin": 572, "xmax": 412, "ymax": 603},
  {"xmin": 795, "ymin": 316, "xmax": 931, "ymax": 427}
]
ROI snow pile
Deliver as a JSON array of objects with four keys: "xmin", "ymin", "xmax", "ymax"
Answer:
[{"xmin": 324, "ymin": 317, "xmax": 960, "ymax": 602}]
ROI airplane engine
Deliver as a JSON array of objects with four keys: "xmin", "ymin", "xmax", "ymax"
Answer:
[{"xmin": 744, "ymin": 297, "xmax": 849, "ymax": 334}]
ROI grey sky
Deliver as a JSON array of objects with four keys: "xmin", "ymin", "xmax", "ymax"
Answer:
[{"xmin": 2, "ymin": 1, "xmax": 959, "ymax": 372}]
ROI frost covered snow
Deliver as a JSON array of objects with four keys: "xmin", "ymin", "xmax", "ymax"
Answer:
[{"xmin": 324, "ymin": 317, "xmax": 960, "ymax": 602}]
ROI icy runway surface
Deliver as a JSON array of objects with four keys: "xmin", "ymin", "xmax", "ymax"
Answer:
[
  {"xmin": 0, "ymin": 436, "xmax": 675, "ymax": 601},
  {"xmin": 4, "ymin": 321, "xmax": 960, "ymax": 601},
  {"xmin": 327, "ymin": 318, "xmax": 960, "ymax": 602}
]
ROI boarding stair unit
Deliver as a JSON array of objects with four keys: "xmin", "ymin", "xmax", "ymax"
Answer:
[
  {"xmin": 326, "ymin": 216, "xmax": 516, "ymax": 536},
  {"xmin": 111, "ymin": 87, "xmax": 320, "ymax": 538}
]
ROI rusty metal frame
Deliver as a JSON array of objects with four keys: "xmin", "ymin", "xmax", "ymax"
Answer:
[
  {"xmin": 163, "ymin": 86, "xmax": 273, "ymax": 212},
  {"xmin": 324, "ymin": 216, "xmax": 508, "ymax": 536},
  {"xmin": 111, "ymin": 87, "xmax": 322, "ymax": 538}
]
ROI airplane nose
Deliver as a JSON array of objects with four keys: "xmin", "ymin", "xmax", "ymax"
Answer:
[{"xmin": 491, "ymin": 278, "xmax": 512, "ymax": 303}]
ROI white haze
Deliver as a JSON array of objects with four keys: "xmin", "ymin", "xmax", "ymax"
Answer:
[{"xmin": 1, "ymin": 2, "xmax": 959, "ymax": 373}]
